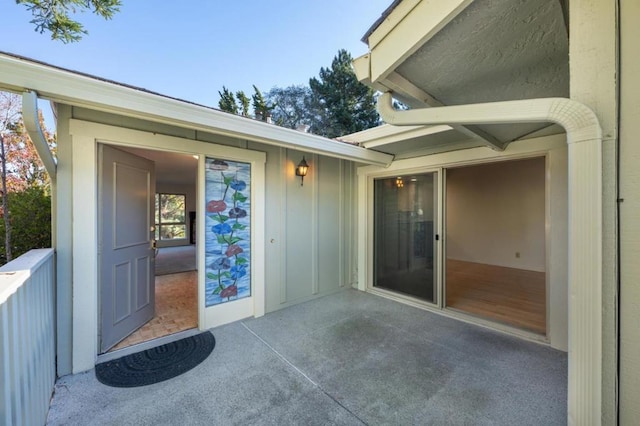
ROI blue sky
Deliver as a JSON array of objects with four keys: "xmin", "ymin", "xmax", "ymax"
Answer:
[{"xmin": 0, "ymin": 1, "xmax": 390, "ymax": 110}]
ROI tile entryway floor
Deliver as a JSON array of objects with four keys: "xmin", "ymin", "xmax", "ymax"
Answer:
[{"xmin": 110, "ymin": 271, "xmax": 197, "ymax": 351}]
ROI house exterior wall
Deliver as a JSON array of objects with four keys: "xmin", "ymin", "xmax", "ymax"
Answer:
[
  {"xmin": 255, "ymin": 144, "xmax": 355, "ymax": 312},
  {"xmin": 619, "ymin": 0, "xmax": 640, "ymax": 422},
  {"xmin": 57, "ymin": 107, "xmax": 357, "ymax": 373},
  {"xmin": 357, "ymin": 134, "xmax": 568, "ymax": 350},
  {"xmin": 569, "ymin": 0, "xmax": 618, "ymax": 422},
  {"xmin": 54, "ymin": 104, "xmax": 74, "ymax": 377}
]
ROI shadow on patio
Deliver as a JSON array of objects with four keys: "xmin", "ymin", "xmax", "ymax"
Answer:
[{"xmin": 47, "ymin": 290, "xmax": 566, "ymax": 425}]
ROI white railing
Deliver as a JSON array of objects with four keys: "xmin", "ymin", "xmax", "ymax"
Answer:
[{"xmin": 0, "ymin": 249, "xmax": 56, "ymax": 426}]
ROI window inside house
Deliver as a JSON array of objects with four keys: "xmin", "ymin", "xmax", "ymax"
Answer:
[{"xmin": 155, "ymin": 193, "xmax": 186, "ymax": 240}]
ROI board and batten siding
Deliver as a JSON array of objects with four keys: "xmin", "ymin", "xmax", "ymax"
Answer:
[
  {"xmin": 255, "ymin": 144, "xmax": 355, "ymax": 312},
  {"xmin": 67, "ymin": 106, "xmax": 356, "ymax": 315}
]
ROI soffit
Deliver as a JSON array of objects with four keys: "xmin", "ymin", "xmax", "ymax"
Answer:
[
  {"xmin": 340, "ymin": 123, "xmax": 484, "ymax": 159},
  {"xmin": 363, "ymin": 0, "xmax": 569, "ymax": 149}
]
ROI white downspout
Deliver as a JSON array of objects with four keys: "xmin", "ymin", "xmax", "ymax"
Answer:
[
  {"xmin": 21, "ymin": 91, "xmax": 57, "ymax": 183},
  {"xmin": 378, "ymin": 92, "xmax": 602, "ymax": 425}
]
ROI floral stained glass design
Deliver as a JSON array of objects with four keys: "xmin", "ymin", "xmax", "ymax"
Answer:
[{"xmin": 205, "ymin": 158, "xmax": 251, "ymax": 307}]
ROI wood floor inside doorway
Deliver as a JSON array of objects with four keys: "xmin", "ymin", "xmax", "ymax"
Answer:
[
  {"xmin": 111, "ymin": 271, "xmax": 198, "ymax": 351},
  {"xmin": 446, "ymin": 259, "xmax": 546, "ymax": 335}
]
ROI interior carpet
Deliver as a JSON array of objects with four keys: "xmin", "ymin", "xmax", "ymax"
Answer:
[{"xmin": 95, "ymin": 331, "xmax": 215, "ymax": 387}]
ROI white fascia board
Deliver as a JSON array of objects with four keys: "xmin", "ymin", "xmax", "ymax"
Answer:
[
  {"xmin": 367, "ymin": 0, "xmax": 474, "ymax": 83},
  {"xmin": 0, "ymin": 54, "xmax": 393, "ymax": 167},
  {"xmin": 340, "ymin": 123, "xmax": 453, "ymax": 149}
]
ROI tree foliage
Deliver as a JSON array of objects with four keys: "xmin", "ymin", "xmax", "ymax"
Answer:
[
  {"xmin": 236, "ymin": 90, "xmax": 250, "ymax": 117},
  {"xmin": 308, "ymin": 49, "xmax": 379, "ymax": 138},
  {"xmin": 218, "ymin": 85, "xmax": 274, "ymax": 122},
  {"xmin": 217, "ymin": 86, "xmax": 238, "ymax": 115},
  {"xmin": 0, "ymin": 92, "xmax": 55, "ymax": 265},
  {"xmin": 0, "ymin": 187, "xmax": 51, "ymax": 265},
  {"xmin": 17, "ymin": 0, "xmax": 122, "ymax": 43},
  {"xmin": 265, "ymin": 85, "xmax": 313, "ymax": 130},
  {"xmin": 251, "ymin": 85, "xmax": 274, "ymax": 121},
  {"xmin": 217, "ymin": 49, "xmax": 379, "ymax": 137},
  {"xmin": 0, "ymin": 93, "xmax": 56, "ymax": 192}
]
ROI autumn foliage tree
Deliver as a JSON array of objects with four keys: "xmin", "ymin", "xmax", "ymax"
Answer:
[{"xmin": 0, "ymin": 92, "xmax": 55, "ymax": 264}]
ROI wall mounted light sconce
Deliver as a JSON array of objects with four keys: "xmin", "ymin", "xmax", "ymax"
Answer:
[
  {"xmin": 396, "ymin": 176, "xmax": 404, "ymax": 188},
  {"xmin": 295, "ymin": 156, "xmax": 309, "ymax": 186}
]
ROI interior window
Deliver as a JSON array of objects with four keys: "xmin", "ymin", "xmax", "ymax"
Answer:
[{"xmin": 155, "ymin": 193, "xmax": 186, "ymax": 240}]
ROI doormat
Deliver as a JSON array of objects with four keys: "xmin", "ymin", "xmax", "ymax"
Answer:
[{"xmin": 95, "ymin": 331, "xmax": 215, "ymax": 387}]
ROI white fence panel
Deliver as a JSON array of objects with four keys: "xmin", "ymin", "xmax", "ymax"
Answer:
[{"xmin": 0, "ymin": 249, "xmax": 55, "ymax": 426}]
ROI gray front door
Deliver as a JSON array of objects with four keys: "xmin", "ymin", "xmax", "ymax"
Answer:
[{"xmin": 99, "ymin": 144, "xmax": 156, "ymax": 353}]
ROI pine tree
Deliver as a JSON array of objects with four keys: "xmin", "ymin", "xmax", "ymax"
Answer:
[
  {"xmin": 236, "ymin": 91, "xmax": 251, "ymax": 117},
  {"xmin": 17, "ymin": 0, "xmax": 122, "ymax": 43},
  {"xmin": 251, "ymin": 85, "xmax": 274, "ymax": 121},
  {"xmin": 218, "ymin": 86, "xmax": 239, "ymax": 114},
  {"xmin": 308, "ymin": 49, "xmax": 379, "ymax": 138}
]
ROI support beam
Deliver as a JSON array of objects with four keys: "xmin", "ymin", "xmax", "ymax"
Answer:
[{"xmin": 353, "ymin": 54, "xmax": 506, "ymax": 151}]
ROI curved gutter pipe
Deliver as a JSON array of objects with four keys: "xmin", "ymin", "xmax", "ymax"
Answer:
[
  {"xmin": 21, "ymin": 91, "xmax": 57, "ymax": 183},
  {"xmin": 378, "ymin": 92, "xmax": 602, "ymax": 424}
]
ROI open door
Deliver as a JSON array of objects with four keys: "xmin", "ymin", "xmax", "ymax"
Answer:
[{"xmin": 99, "ymin": 144, "xmax": 156, "ymax": 353}]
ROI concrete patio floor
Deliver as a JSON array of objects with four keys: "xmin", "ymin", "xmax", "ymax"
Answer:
[{"xmin": 46, "ymin": 289, "xmax": 567, "ymax": 425}]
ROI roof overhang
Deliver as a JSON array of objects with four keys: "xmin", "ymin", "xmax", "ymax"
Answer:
[
  {"xmin": 354, "ymin": 0, "xmax": 568, "ymax": 153},
  {"xmin": 0, "ymin": 52, "xmax": 393, "ymax": 167},
  {"xmin": 340, "ymin": 123, "xmax": 483, "ymax": 159}
]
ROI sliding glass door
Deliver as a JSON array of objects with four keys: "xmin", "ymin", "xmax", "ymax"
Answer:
[{"xmin": 373, "ymin": 173, "xmax": 438, "ymax": 303}]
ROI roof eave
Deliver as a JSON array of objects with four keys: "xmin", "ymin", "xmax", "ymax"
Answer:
[{"xmin": 0, "ymin": 53, "xmax": 393, "ymax": 167}]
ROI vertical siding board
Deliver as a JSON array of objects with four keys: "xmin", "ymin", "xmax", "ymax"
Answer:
[{"xmin": 0, "ymin": 249, "xmax": 56, "ymax": 426}]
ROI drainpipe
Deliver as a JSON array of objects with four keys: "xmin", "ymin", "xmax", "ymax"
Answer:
[
  {"xmin": 21, "ymin": 90, "xmax": 57, "ymax": 183},
  {"xmin": 22, "ymin": 90, "xmax": 58, "ymax": 265},
  {"xmin": 378, "ymin": 92, "xmax": 602, "ymax": 425}
]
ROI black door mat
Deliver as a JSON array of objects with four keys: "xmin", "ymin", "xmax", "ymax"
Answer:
[{"xmin": 95, "ymin": 331, "xmax": 215, "ymax": 387}]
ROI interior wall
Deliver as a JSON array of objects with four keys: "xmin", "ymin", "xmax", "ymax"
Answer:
[
  {"xmin": 155, "ymin": 182, "xmax": 196, "ymax": 248},
  {"xmin": 446, "ymin": 157, "xmax": 546, "ymax": 272}
]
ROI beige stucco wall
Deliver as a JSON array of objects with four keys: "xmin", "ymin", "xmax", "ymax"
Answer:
[
  {"xmin": 619, "ymin": 0, "xmax": 640, "ymax": 422},
  {"xmin": 446, "ymin": 157, "xmax": 546, "ymax": 272}
]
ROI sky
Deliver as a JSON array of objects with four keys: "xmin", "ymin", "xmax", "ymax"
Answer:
[{"xmin": 0, "ymin": 0, "xmax": 391, "ymax": 113}]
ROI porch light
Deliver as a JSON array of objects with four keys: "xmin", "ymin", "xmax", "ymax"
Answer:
[
  {"xmin": 295, "ymin": 156, "xmax": 309, "ymax": 186},
  {"xmin": 396, "ymin": 176, "xmax": 404, "ymax": 188}
]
